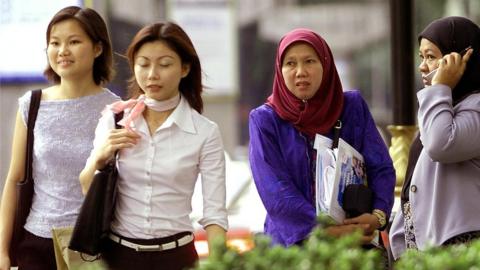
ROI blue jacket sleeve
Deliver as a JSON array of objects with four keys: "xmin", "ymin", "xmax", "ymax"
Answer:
[{"xmin": 248, "ymin": 108, "xmax": 316, "ymax": 246}]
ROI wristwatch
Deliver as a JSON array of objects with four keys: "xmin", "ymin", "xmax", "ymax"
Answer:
[{"xmin": 372, "ymin": 209, "xmax": 387, "ymax": 229}]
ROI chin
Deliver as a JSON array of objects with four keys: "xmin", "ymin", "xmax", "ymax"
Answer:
[{"xmin": 296, "ymin": 94, "xmax": 313, "ymax": 101}]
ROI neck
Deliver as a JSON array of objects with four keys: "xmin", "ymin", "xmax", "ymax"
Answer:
[
  {"xmin": 143, "ymin": 107, "xmax": 175, "ymax": 135},
  {"xmin": 143, "ymin": 94, "xmax": 180, "ymax": 112},
  {"xmin": 58, "ymin": 76, "xmax": 102, "ymax": 99}
]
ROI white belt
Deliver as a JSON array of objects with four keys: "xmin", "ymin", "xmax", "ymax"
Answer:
[{"xmin": 108, "ymin": 233, "xmax": 194, "ymax": 252}]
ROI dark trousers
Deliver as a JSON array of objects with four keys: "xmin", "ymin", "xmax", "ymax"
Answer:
[
  {"xmin": 102, "ymin": 232, "xmax": 199, "ymax": 270},
  {"xmin": 17, "ymin": 229, "xmax": 57, "ymax": 270}
]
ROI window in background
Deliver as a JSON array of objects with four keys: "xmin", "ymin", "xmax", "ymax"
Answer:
[{"xmin": 0, "ymin": 0, "xmax": 82, "ymax": 83}]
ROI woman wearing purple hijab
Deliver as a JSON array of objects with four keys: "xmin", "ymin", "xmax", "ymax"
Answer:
[
  {"xmin": 389, "ymin": 16, "xmax": 480, "ymax": 259},
  {"xmin": 248, "ymin": 28, "xmax": 395, "ymax": 247}
]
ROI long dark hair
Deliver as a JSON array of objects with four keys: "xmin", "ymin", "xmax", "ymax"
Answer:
[
  {"xmin": 44, "ymin": 6, "xmax": 114, "ymax": 85},
  {"xmin": 125, "ymin": 22, "xmax": 203, "ymax": 113}
]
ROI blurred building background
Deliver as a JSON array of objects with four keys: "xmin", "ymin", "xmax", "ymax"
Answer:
[{"xmin": 1, "ymin": 0, "xmax": 480, "ymax": 195}]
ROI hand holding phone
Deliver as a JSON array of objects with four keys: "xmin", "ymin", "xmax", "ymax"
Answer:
[{"xmin": 423, "ymin": 46, "xmax": 472, "ymax": 87}]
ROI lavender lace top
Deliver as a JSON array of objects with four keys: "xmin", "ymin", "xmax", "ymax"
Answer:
[{"xmin": 19, "ymin": 89, "xmax": 120, "ymax": 238}]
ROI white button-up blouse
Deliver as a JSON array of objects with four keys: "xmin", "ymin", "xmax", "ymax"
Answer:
[{"xmin": 88, "ymin": 96, "xmax": 228, "ymax": 239}]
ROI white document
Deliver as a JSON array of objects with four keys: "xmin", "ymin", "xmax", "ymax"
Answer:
[{"xmin": 314, "ymin": 135, "xmax": 367, "ymax": 224}]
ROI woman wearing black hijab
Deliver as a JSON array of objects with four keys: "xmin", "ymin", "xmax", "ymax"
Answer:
[{"xmin": 389, "ymin": 16, "xmax": 480, "ymax": 259}]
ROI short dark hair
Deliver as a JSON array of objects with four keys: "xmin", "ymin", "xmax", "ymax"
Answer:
[
  {"xmin": 125, "ymin": 22, "xmax": 203, "ymax": 113},
  {"xmin": 44, "ymin": 6, "xmax": 114, "ymax": 85}
]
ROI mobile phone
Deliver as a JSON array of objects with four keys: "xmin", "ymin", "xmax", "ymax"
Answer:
[{"xmin": 423, "ymin": 68, "xmax": 437, "ymax": 86}]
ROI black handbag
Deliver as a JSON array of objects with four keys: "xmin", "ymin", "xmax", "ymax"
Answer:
[
  {"xmin": 342, "ymin": 184, "xmax": 373, "ymax": 218},
  {"xmin": 9, "ymin": 89, "xmax": 42, "ymax": 267},
  {"xmin": 68, "ymin": 112, "xmax": 123, "ymax": 257}
]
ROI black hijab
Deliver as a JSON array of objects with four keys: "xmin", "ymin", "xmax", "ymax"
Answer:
[
  {"xmin": 401, "ymin": 17, "xmax": 480, "ymax": 205},
  {"xmin": 418, "ymin": 16, "xmax": 480, "ymax": 104}
]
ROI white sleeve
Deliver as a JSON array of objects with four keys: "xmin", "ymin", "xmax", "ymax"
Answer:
[{"xmin": 197, "ymin": 124, "xmax": 228, "ymax": 231}]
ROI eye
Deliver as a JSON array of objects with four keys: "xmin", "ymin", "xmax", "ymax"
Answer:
[
  {"xmin": 306, "ymin": 58, "xmax": 317, "ymax": 64},
  {"xmin": 426, "ymin": 55, "xmax": 436, "ymax": 60},
  {"xmin": 159, "ymin": 63, "xmax": 172, "ymax": 68},
  {"xmin": 135, "ymin": 61, "xmax": 148, "ymax": 68},
  {"xmin": 70, "ymin": 40, "xmax": 81, "ymax": 45},
  {"xmin": 135, "ymin": 58, "xmax": 150, "ymax": 67},
  {"xmin": 284, "ymin": 61, "xmax": 295, "ymax": 67},
  {"xmin": 49, "ymin": 41, "xmax": 59, "ymax": 46}
]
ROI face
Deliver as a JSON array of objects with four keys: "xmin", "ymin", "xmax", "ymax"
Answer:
[
  {"xmin": 281, "ymin": 42, "xmax": 323, "ymax": 100},
  {"xmin": 134, "ymin": 40, "xmax": 190, "ymax": 101},
  {"xmin": 47, "ymin": 19, "xmax": 102, "ymax": 82},
  {"xmin": 418, "ymin": 38, "xmax": 443, "ymax": 86}
]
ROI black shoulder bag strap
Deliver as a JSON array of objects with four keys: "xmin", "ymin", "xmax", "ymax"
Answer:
[
  {"xmin": 331, "ymin": 120, "xmax": 342, "ymax": 149},
  {"xmin": 10, "ymin": 89, "xmax": 42, "ymax": 266},
  {"xmin": 24, "ymin": 89, "xmax": 42, "ymax": 183}
]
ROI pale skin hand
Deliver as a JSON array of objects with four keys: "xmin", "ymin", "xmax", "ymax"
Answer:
[
  {"xmin": 205, "ymin": 224, "xmax": 226, "ymax": 255},
  {"xmin": 432, "ymin": 48, "xmax": 473, "ymax": 89},
  {"xmin": 79, "ymin": 128, "xmax": 140, "ymax": 194}
]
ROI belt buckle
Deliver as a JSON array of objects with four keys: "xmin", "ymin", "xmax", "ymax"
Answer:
[{"xmin": 136, "ymin": 245, "xmax": 163, "ymax": 252}]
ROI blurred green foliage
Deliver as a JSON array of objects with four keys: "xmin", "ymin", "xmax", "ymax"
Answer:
[{"xmin": 196, "ymin": 214, "xmax": 480, "ymax": 270}]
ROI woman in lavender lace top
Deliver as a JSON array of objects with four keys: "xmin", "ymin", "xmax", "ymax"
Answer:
[
  {"xmin": 0, "ymin": 6, "xmax": 119, "ymax": 270},
  {"xmin": 248, "ymin": 28, "xmax": 395, "ymax": 247}
]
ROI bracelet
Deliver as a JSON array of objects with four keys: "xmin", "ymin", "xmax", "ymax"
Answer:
[{"xmin": 372, "ymin": 209, "xmax": 387, "ymax": 229}]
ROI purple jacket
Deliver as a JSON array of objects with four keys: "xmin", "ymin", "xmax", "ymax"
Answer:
[{"xmin": 248, "ymin": 90, "xmax": 395, "ymax": 246}]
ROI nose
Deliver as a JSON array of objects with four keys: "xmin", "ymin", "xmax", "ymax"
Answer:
[
  {"xmin": 418, "ymin": 58, "xmax": 428, "ymax": 73},
  {"xmin": 59, "ymin": 44, "xmax": 70, "ymax": 56},
  {"xmin": 148, "ymin": 65, "xmax": 159, "ymax": 80},
  {"xmin": 295, "ymin": 64, "xmax": 307, "ymax": 77}
]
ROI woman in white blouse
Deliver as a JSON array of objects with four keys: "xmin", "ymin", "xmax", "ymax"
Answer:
[{"xmin": 79, "ymin": 22, "xmax": 228, "ymax": 270}]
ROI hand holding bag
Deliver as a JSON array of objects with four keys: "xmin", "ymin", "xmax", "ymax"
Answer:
[
  {"xmin": 68, "ymin": 112, "xmax": 123, "ymax": 257},
  {"xmin": 9, "ymin": 89, "xmax": 42, "ymax": 267}
]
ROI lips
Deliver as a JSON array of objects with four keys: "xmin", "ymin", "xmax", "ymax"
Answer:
[
  {"xmin": 146, "ymin": 85, "xmax": 162, "ymax": 91},
  {"xmin": 296, "ymin": 81, "xmax": 310, "ymax": 86},
  {"xmin": 57, "ymin": 59, "xmax": 73, "ymax": 66}
]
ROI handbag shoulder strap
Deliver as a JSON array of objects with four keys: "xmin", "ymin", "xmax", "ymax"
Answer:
[
  {"xmin": 24, "ymin": 89, "xmax": 42, "ymax": 182},
  {"xmin": 109, "ymin": 111, "xmax": 124, "ymax": 171},
  {"xmin": 113, "ymin": 111, "xmax": 123, "ymax": 129},
  {"xmin": 331, "ymin": 120, "xmax": 342, "ymax": 149}
]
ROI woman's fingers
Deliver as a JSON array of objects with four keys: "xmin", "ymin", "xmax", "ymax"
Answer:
[
  {"xmin": 360, "ymin": 233, "xmax": 375, "ymax": 244},
  {"xmin": 462, "ymin": 48, "xmax": 473, "ymax": 63},
  {"xmin": 433, "ymin": 49, "xmax": 473, "ymax": 88},
  {"xmin": 108, "ymin": 128, "xmax": 141, "ymax": 140},
  {"xmin": 94, "ymin": 129, "xmax": 141, "ymax": 169}
]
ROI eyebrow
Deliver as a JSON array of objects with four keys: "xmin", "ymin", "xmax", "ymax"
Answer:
[
  {"xmin": 136, "ymin": 55, "xmax": 175, "ymax": 61},
  {"xmin": 49, "ymin": 34, "xmax": 83, "ymax": 40},
  {"xmin": 284, "ymin": 54, "xmax": 317, "ymax": 60}
]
